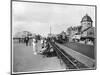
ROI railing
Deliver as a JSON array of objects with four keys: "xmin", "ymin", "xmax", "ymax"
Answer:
[{"xmin": 50, "ymin": 41, "xmax": 88, "ymax": 69}]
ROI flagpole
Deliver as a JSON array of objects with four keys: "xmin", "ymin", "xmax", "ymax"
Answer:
[{"xmin": 50, "ymin": 25, "xmax": 51, "ymax": 35}]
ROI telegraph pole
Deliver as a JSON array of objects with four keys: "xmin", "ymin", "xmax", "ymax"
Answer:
[{"xmin": 50, "ymin": 25, "xmax": 51, "ymax": 35}]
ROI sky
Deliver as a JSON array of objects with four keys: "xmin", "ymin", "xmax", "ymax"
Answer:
[{"xmin": 12, "ymin": 1, "xmax": 95, "ymax": 37}]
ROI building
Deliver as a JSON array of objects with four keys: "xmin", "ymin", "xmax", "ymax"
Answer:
[
  {"xmin": 81, "ymin": 14, "xmax": 93, "ymax": 31},
  {"xmin": 67, "ymin": 14, "xmax": 95, "ymax": 45},
  {"xmin": 66, "ymin": 26, "xmax": 82, "ymax": 42},
  {"xmin": 80, "ymin": 14, "xmax": 95, "ymax": 41},
  {"xmin": 14, "ymin": 31, "xmax": 36, "ymax": 39}
]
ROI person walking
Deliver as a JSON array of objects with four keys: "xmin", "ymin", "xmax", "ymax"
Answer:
[
  {"xmin": 32, "ymin": 38, "xmax": 37, "ymax": 55},
  {"xmin": 25, "ymin": 37, "xmax": 29, "ymax": 46}
]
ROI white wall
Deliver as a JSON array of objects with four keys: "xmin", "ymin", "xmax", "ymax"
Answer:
[{"xmin": 0, "ymin": 0, "xmax": 99, "ymax": 75}]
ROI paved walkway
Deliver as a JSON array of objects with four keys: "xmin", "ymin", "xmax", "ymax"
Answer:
[
  {"xmin": 56, "ymin": 43, "xmax": 96, "ymax": 68},
  {"xmin": 13, "ymin": 42, "xmax": 66, "ymax": 74}
]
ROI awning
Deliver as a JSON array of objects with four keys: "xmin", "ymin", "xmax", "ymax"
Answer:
[{"xmin": 80, "ymin": 37, "xmax": 95, "ymax": 41}]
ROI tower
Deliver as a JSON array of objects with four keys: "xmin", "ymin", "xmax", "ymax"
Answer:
[{"xmin": 81, "ymin": 14, "xmax": 93, "ymax": 31}]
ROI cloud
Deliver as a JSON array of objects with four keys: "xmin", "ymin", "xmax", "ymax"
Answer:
[{"xmin": 12, "ymin": 1, "xmax": 95, "ymax": 37}]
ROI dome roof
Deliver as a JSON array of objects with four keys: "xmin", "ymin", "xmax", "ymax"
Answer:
[{"xmin": 81, "ymin": 14, "xmax": 93, "ymax": 23}]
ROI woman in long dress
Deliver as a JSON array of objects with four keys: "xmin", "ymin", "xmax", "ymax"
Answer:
[{"xmin": 32, "ymin": 39, "xmax": 37, "ymax": 55}]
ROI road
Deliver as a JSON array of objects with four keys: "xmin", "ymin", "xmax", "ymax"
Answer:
[
  {"xmin": 54, "ymin": 42, "xmax": 95, "ymax": 68},
  {"xmin": 50, "ymin": 41, "xmax": 88, "ymax": 69}
]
